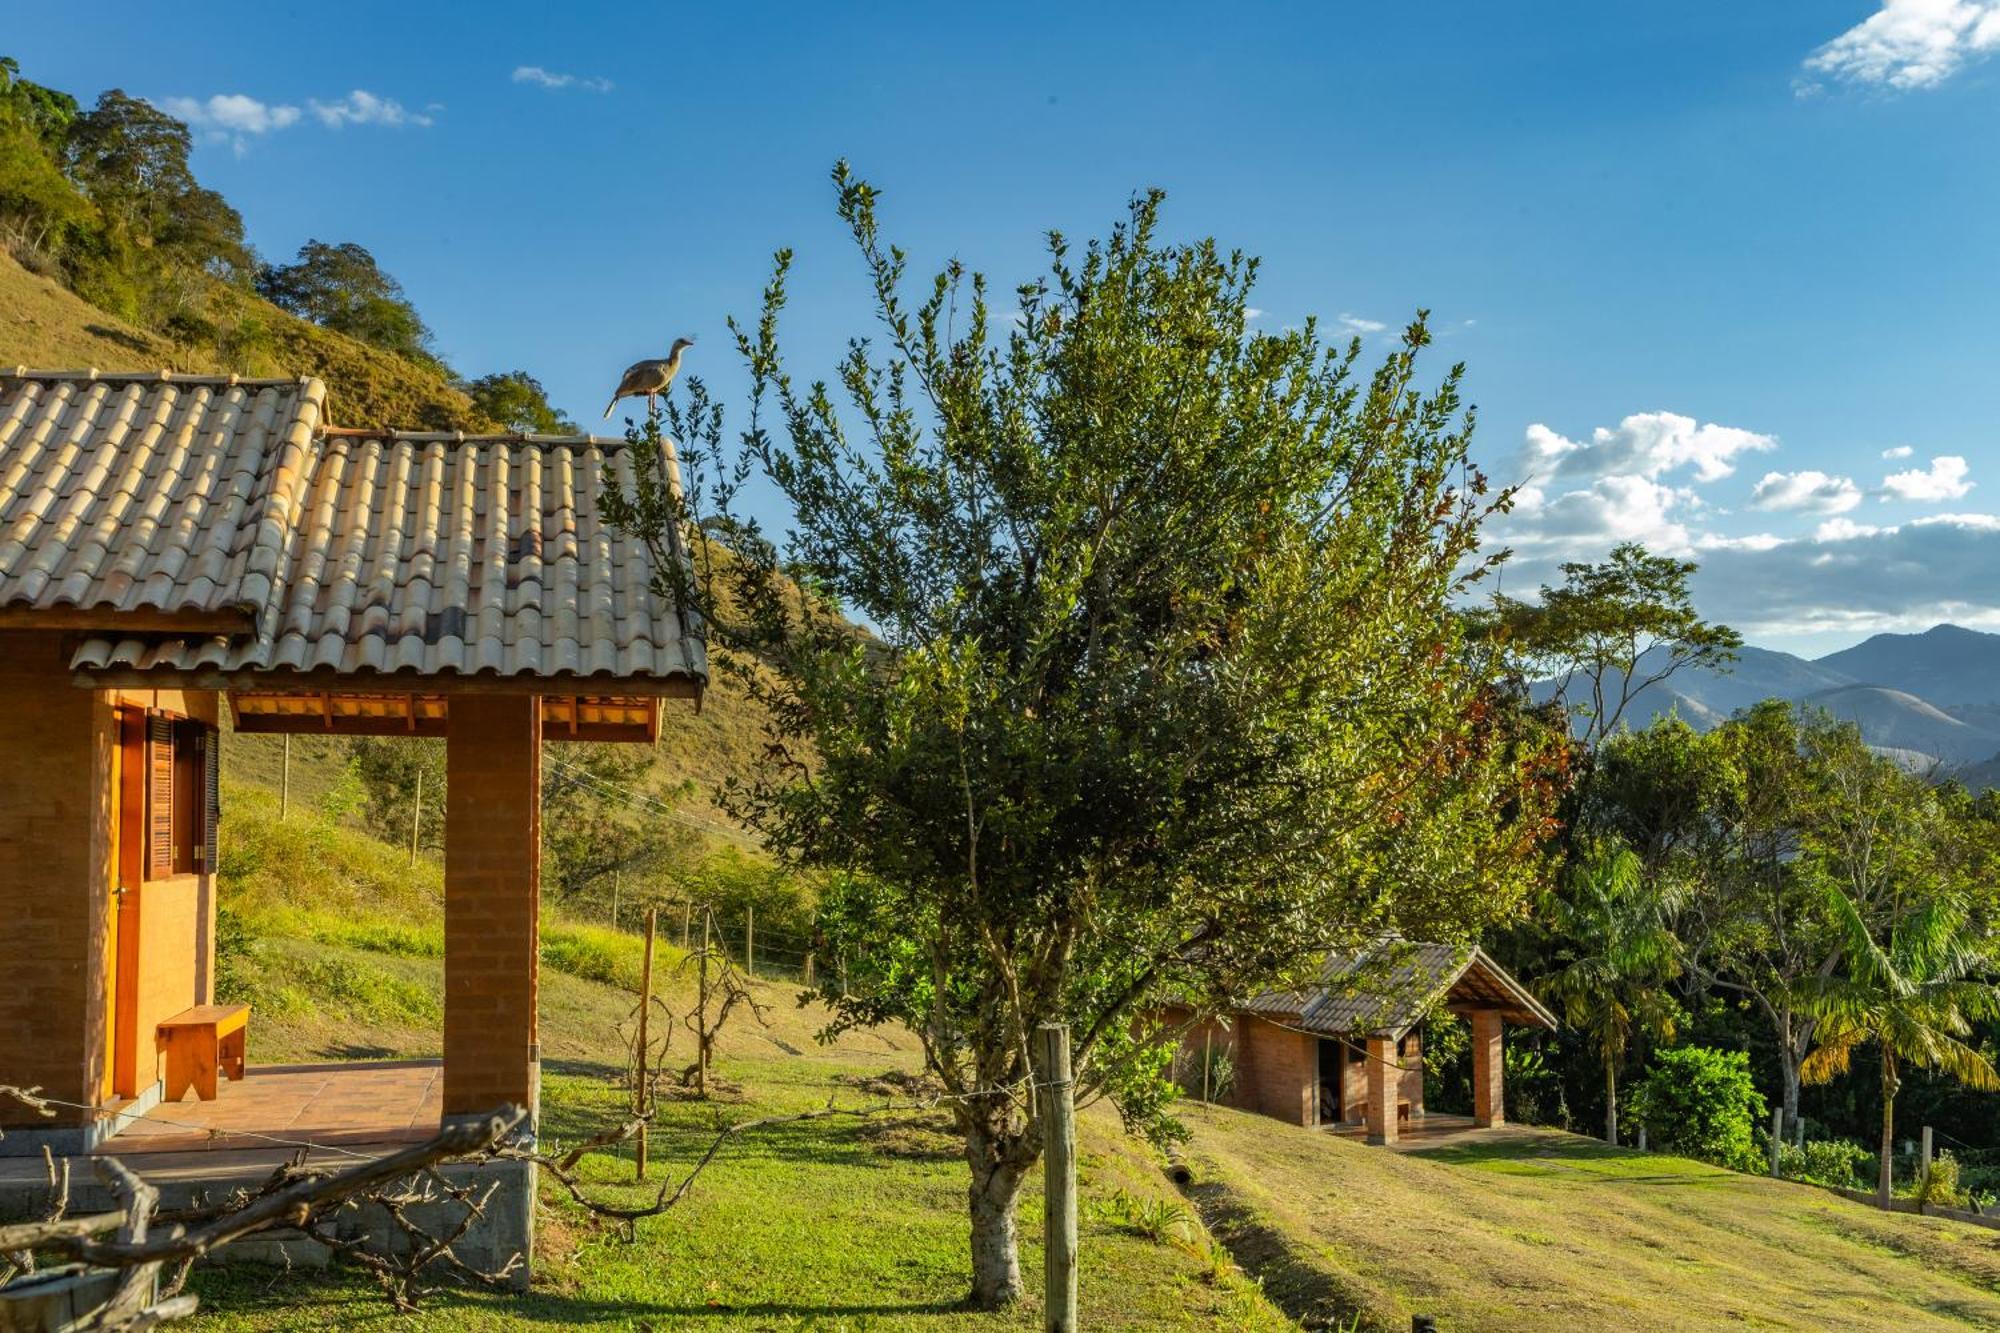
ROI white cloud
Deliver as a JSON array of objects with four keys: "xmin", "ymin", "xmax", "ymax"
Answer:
[
  {"xmin": 160, "ymin": 93, "xmax": 300, "ymax": 135},
  {"xmin": 1692, "ymin": 512, "xmax": 2000, "ymax": 638},
  {"xmin": 1800, "ymin": 0, "xmax": 2000, "ymax": 92},
  {"xmin": 1244, "ymin": 307, "xmax": 1266, "ymax": 321},
  {"xmin": 512, "ymin": 65, "xmax": 614, "ymax": 93},
  {"xmin": 1749, "ymin": 469, "xmax": 1862, "ymax": 514},
  {"xmin": 309, "ymin": 90, "xmax": 434, "ymax": 129},
  {"xmin": 1519, "ymin": 411, "xmax": 1776, "ymax": 486},
  {"xmin": 1880, "ymin": 454, "xmax": 1973, "ymax": 502},
  {"xmin": 1882, "ymin": 444, "xmax": 1914, "ymax": 459},
  {"xmin": 1337, "ymin": 313, "xmax": 1386, "ymax": 337}
]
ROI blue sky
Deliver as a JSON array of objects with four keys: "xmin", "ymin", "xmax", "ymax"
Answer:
[{"xmin": 15, "ymin": 2, "xmax": 2000, "ymax": 655}]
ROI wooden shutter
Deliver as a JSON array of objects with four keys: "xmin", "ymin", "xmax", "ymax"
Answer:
[
  {"xmin": 202, "ymin": 726, "xmax": 220, "ymax": 873},
  {"xmin": 147, "ymin": 715, "xmax": 174, "ymax": 880}
]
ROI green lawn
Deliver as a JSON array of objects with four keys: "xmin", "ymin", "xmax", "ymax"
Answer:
[
  {"xmin": 1183, "ymin": 1102, "xmax": 2000, "ymax": 1331},
  {"xmin": 188, "ymin": 790, "xmax": 1289, "ymax": 1329}
]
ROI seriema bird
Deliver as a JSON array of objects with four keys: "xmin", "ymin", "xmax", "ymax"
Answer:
[{"xmin": 602, "ymin": 337, "xmax": 695, "ymax": 419}]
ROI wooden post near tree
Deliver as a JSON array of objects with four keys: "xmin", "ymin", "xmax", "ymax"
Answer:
[
  {"xmin": 611, "ymin": 871, "xmax": 620, "ymax": 932},
  {"xmin": 280, "ymin": 734, "xmax": 291, "ymax": 820},
  {"xmin": 409, "ymin": 766, "xmax": 424, "ymax": 867},
  {"xmin": 1922, "ymin": 1125, "xmax": 1934, "ymax": 1183},
  {"xmin": 680, "ymin": 899, "xmax": 692, "ymax": 951},
  {"xmin": 1037, "ymin": 1022, "xmax": 1077, "ymax": 1333},
  {"xmin": 1771, "ymin": 1106, "xmax": 1784, "ymax": 1177},
  {"xmin": 1202, "ymin": 1025, "xmax": 1213, "ymax": 1105},
  {"xmin": 803, "ymin": 948, "xmax": 815, "ymax": 987},
  {"xmin": 745, "ymin": 903, "xmax": 755, "ymax": 980},
  {"xmin": 696, "ymin": 905, "xmax": 713, "ymax": 1096},
  {"xmin": 635, "ymin": 906, "xmax": 657, "ymax": 1181}
]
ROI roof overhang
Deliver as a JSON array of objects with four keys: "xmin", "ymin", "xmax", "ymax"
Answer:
[
  {"xmin": 1441, "ymin": 948, "xmax": 1559, "ymax": 1031},
  {"xmin": 226, "ymin": 688, "xmax": 670, "ymax": 743}
]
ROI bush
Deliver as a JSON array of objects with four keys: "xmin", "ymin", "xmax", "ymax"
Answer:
[
  {"xmin": 1628, "ymin": 1046, "xmax": 1767, "ymax": 1173},
  {"xmin": 1915, "ymin": 1151, "xmax": 1971, "ymax": 1209},
  {"xmin": 1786, "ymin": 1137, "xmax": 1873, "ymax": 1189}
]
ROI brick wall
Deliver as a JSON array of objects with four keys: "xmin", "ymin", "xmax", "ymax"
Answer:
[
  {"xmin": 444, "ymin": 695, "xmax": 542, "ymax": 1121},
  {"xmin": 1471, "ymin": 1009, "xmax": 1504, "ymax": 1127},
  {"xmin": 0, "ymin": 633, "xmax": 113, "ymax": 1127},
  {"xmin": 1237, "ymin": 1017, "xmax": 1316, "ymax": 1127}
]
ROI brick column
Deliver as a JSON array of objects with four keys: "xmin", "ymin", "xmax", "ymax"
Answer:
[
  {"xmin": 1471, "ymin": 1009, "xmax": 1505, "ymax": 1128},
  {"xmin": 1365, "ymin": 1036, "xmax": 1398, "ymax": 1146},
  {"xmin": 445, "ymin": 694, "xmax": 541, "ymax": 1126}
]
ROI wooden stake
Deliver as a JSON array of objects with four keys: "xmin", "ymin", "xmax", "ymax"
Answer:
[
  {"xmin": 280, "ymin": 734, "xmax": 291, "ymax": 820},
  {"xmin": 409, "ymin": 766, "xmax": 423, "ymax": 867},
  {"xmin": 635, "ymin": 907, "xmax": 656, "ymax": 1181},
  {"xmin": 1922, "ymin": 1125, "xmax": 1934, "ymax": 1183},
  {"xmin": 803, "ymin": 949, "xmax": 815, "ymax": 987},
  {"xmin": 680, "ymin": 899, "xmax": 692, "ymax": 951},
  {"xmin": 1771, "ymin": 1105, "xmax": 1784, "ymax": 1177},
  {"xmin": 696, "ymin": 906, "xmax": 712, "ymax": 1096},
  {"xmin": 745, "ymin": 903, "xmax": 755, "ymax": 980},
  {"xmin": 611, "ymin": 869, "xmax": 621, "ymax": 932},
  {"xmin": 1037, "ymin": 1022, "xmax": 1077, "ymax": 1333}
]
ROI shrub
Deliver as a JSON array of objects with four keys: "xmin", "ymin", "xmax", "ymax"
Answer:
[
  {"xmin": 1915, "ymin": 1151, "xmax": 1971, "ymax": 1209},
  {"xmin": 1628, "ymin": 1046, "xmax": 1767, "ymax": 1173},
  {"xmin": 1789, "ymin": 1137, "xmax": 1873, "ymax": 1189}
]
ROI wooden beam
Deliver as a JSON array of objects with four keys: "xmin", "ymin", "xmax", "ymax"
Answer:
[
  {"xmin": 0, "ymin": 606, "xmax": 254, "ymax": 634},
  {"xmin": 78, "ymin": 666, "xmax": 703, "ymax": 700}
]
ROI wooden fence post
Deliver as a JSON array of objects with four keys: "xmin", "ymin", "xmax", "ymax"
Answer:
[
  {"xmin": 1922, "ymin": 1125, "xmax": 1934, "ymax": 1183},
  {"xmin": 1771, "ymin": 1106, "xmax": 1784, "ymax": 1177},
  {"xmin": 803, "ymin": 949, "xmax": 815, "ymax": 987},
  {"xmin": 697, "ymin": 906, "xmax": 713, "ymax": 1096},
  {"xmin": 680, "ymin": 899, "xmax": 692, "ymax": 951},
  {"xmin": 280, "ymin": 734, "xmax": 291, "ymax": 820},
  {"xmin": 611, "ymin": 869, "xmax": 621, "ymax": 932},
  {"xmin": 409, "ymin": 766, "xmax": 423, "ymax": 866},
  {"xmin": 1037, "ymin": 1023, "xmax": 1077, "ymax": 1333},
  {"xmin": 635, "ymin": 907, "xmax": 656, "ymax": 1181},
  {"xmin": 745, "ymin": 903, "xmax": 755, "ymax": 980}
]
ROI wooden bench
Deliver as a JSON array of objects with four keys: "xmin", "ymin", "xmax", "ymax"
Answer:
[{"xmin": 158, "ymin": 1003, "xmax": 249, "ymax": 1102}]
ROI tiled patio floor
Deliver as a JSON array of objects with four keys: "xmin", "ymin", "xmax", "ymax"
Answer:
[{"xmin": 96, "ymin": 1060, "xmax": 443, "ymax": 1156}]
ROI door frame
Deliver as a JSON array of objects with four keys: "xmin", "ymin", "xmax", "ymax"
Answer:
[{"xmin": 109, "ymin": 705, "xmax": 146, "ymax": 1099}]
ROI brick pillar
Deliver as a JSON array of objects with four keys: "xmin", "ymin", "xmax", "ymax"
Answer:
[
  {"xmin": 1365, "ymin": 1036, "xmax": 1398, "ymax": 1146},
  {"xmin": 0, "ymin": 634, "xmax": 113, "ymax": 1129},
  {"xmin": 445, "ymin": 694, "xmax": 541, "ymax": 1126},
  {"xmin": 1471, "ymin": 1009, "xmax": 1505, "ymax": 1128}
]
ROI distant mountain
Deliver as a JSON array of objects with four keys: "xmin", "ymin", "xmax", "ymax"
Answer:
[
  {"xmin": 1535, "ymin": 625, "xmax": 2000, "ymax": 785},
  {"xmin": 1798, "ymin": 685, "xmax": 2000, "ymax": 767},
  {"xmin": 1814, "ymin": 625, "xmax": 2000, "ymax": 709}
]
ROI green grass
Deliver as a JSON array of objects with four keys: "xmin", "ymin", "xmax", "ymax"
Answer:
[
  {"xmin": 188, "ymin": 787, "xmax": 1289, "ymax": 1330},
  {"xmin": 1181, "ymin": 1105, "xmax": 2000, "ymax": 1331}
]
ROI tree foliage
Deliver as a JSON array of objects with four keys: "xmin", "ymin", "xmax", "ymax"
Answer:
[
  {"xmin": 1628, "ymin": 1045, "xmax": 1767, "ymax": 1173},
  {"xmin": 257, "ymin": 240, "xmax": 440, "ymax": 367},
  {"xmin": 611, "ymin": 165, "xmax": 1568, "ymax": 1306},
  {"xmin": 464, "ymin": 370, "xmax": 577, "ymax": 434},
  {"xmin": 1491, "ymin": 543, "xmax": 1741, "ymax": 749}
]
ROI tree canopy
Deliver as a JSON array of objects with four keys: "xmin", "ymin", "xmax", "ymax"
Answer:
[
  {"xmin": 257, "ymin": 239, "xmax": 439, "ymax": 367},
  {"xmin": 611, "ymin": 165, "xmax": 1568, "ymax": 1306}
]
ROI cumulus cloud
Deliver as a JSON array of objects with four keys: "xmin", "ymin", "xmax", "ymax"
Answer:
[
  {"xmin": 309, "ymin": 90, "xmax": 433, "ymax": 128},
  {"xmin": 1519, "ymin": 411, "xmax": 1776, "ymax": 487},
  {"xmin": 1692, "ymin": 512, "xmax": 2000, "ymax": 638},
  {"xmin": 1800, "ymin": 0, "xmax": 2000, "ymax": 93},
  {"xmin": 159, "ymin": 93, "xmax": 300, "ymax": 135},
  {"xmin": 1749, "ymin": 469, "xmax": 1862, "ymax": 514},
  {"xmin": 1883, "ymin": 444, "xmax": 1914, "ymax": 459},
  {"xmin": 1880, "ymin": 454, "xmax": 1973, "ymax": 502},
  {"xmin": 1337, "ymin": 313, "xmax": 1386, "ymax": 337},
  {"xmin": 512, "ymin": 65, "xmax": 615, "ymax": 93}
]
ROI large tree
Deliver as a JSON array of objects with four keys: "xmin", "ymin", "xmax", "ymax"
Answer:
[
  {"xmin": 612, "ymin": 167, "xmax": 1567, "ymax": 1306},
  {"xmin": 1491, "ymin": 543, "xmax": 1740, "ymax": 749},
  {"xmin": 257, "ymin": 239, "xmax": 439, "ymax": 366}
]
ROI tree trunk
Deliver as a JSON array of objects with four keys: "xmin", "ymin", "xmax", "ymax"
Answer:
[
  {"xmin": 965, "ymin": 1121, "xmax": 1032, "ymax": 1309},
  {"xmin": 1878, "ymin": 1054, "xmax": 1899, "ymax": 1211},
  {"xmin": 1604, "ymin": 1053, "xmax": 1619, "ymax": 1147},
  {"xmin": 1781, "ymin": 1057, "xmax": 1802, "ymax": 1148}
]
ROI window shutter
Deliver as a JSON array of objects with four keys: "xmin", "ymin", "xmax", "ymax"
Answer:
[
  {"xmin": 201, "ymin": 727, "xmax": 219, "ymax": 872},
  {"xmin": 147, "ymin": 715, "xmax": 174, "ymax": 879}
]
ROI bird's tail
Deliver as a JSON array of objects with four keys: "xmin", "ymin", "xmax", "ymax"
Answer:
[{"xmin": 602, "ymin": 399, "xmax": 618, "ymax": 421}]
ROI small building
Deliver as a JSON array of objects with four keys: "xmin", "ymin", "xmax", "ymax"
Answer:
[
  {"xmin": 0, "ymin": 369, "xmax": 703, "ymax": 1277},
  {"xmin": 1171, "ymin": 940, "xmax": 1555, "ymax": 1145}
]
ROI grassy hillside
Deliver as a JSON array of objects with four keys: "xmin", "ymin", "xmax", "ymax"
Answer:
[
  {"xmin": 0, "ymin": 249, "xmax": 491, "ymax": 431},
  {"xmin": 1183, "ymin": 1103, "xmax": 2000, "ymax": 1331},
  {"xmin": 193, "ymin": 781, "xmax": 1290, "ymax": 1330}
]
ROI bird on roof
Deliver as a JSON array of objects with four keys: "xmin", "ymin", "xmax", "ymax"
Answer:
[{"xmin": 602, "ymin": 338, "xmax": 695, "ymax": 419}]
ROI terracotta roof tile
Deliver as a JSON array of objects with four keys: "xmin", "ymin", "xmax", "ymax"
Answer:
[{"xmin": 1, "ymin": 371, "xmax": 705, "ymax": 689}]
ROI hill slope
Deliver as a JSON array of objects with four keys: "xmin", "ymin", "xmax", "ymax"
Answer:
[
  {"xmin": 1817, "ymin": 623, "xmax": 2000, "ymax": 709},
  {"xmin": 0, "ymin": 250, "xmax": 491, "ymax": 431},
  {"xmin": 1184, "ymin": 1105, "xmax": 2000, "ymax": 1331}
]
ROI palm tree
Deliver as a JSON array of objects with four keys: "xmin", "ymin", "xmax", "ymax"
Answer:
[
  {"xmin": 1799, "ymin": 886, "xmax": 2000, "ymax": 1208},
  {"xmin": 1541, "ymin": 840, "xmax": 1683, "ymax": 1145}
]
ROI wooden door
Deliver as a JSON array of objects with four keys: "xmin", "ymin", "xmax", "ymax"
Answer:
[{"xmin": 109, "ymin": 708, "xmax": 146, "ymax": 1099}]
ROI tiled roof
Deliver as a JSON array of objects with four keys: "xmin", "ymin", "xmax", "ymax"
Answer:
[
  {"xmin": 1, "ymin": 370, "xmax": 705, "ymax": 689},
  {"xmin": 1242, "ymin": 940, "xmax": 1556, "ymax": 1037}
]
